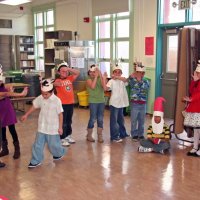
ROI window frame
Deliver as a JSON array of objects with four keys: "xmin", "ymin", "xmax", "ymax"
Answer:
[
  {"xmin": 33, "ymin": 5, "xmax": 55, "ymax": 71},
  {"xmin": 94, "ymin": 12, "xmax": 131, "ymax": 78}
]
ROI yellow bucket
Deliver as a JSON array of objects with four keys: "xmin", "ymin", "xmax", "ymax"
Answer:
[{"xmin": 77, "ymin": 91, "xmax": 89, "ymax": 106}]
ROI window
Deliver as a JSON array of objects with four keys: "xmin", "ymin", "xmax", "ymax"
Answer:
[
  {"xmin": 166, "ymin": 35, "xmax": 178, "ymax": 73},
  {"xmin": 159, "ymin": 0, "xmax": 200, "ymax": 24},
  {"xmin": 33, "ymin": 8, "xmax": 55, "ymax": 71},
  {"xmin": 95, "ymin": 12, "xmax": 130, "ymax": 78},
  {"xmin": 191, "ymin": 0, "xmax": 200, "ymax": 21}
]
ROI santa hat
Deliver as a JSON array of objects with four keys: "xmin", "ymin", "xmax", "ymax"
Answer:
[
  {"xmin": 152, "ymin": 97, "xmax": 166, "ymax": 135},
  {"xmin": 195, "ymin": 60, "xmax": 200, "ymax": 73},
  {"xmin": 153, "ymin": 97, "xmax": 166, "ymax": 118},
  {"xmin": 57, "ymin": 61, "xmax": 69, "ymax": 71},
  {"xmin": 41, "ymin": 79, "xmax": 54, "ymax": 92}
]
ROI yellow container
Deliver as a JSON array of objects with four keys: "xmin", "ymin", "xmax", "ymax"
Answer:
[{"xmin": 77, "ymin": 91, "xmax": 89, "ymax": 106}]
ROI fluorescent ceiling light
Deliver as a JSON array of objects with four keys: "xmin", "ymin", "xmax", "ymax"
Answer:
[{"xmin": 0, "ymin": 0, "xmax": 31, "ymax": 6}]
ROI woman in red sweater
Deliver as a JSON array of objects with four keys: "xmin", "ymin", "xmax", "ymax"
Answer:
[{"xmin": 183, "ymin": 61, "xmax": 200, "ymax": 156}]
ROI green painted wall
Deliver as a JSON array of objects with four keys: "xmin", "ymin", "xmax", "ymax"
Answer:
[{"xmin": 145, "ymin": 67, "xmax": 155, "ymax": 114}]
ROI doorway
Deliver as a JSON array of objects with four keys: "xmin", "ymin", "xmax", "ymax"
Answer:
[{"xmin": 160, "ymin": 29, "xmax": 179, "ymax": 119}]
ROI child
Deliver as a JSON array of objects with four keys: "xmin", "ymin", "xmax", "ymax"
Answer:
[
  {"xmin": 86, "ymin": 65, "xmax": 107, "ymax": 143},
  {"xmin": 21, "ymin": 79, "xmax": 66, "ymax": 168},
  {"xmin": 0, "ymin": 67, "xmax": 28, "ymax": 160},
  {"xmin": 0, "ymin": 122, "xmax": 6, "ymax": 168},
  {"xmin": 138, "ymin": 97, "xmax": 171, "ymax": 154},
  {"xmin": 129, "ymin": 62, "xmax": 150, "ymax": 141},
  {"xmin": 54, "ymin": 61, "xmax": 80, "ymax": 147},
  {"xmin": 183, "ymin": 60, "xmax": 200, "ymax": 157},
  {"xmin": 106, "ymin": 64, "xmax": 129, "ymax": 142}
]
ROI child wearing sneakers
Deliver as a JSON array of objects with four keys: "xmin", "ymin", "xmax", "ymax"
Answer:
[
  {"xmin": 21, "ymin": 79, "xmax": 66, "ymax": 168},
  {"xmin": 138, "ymin": 97, "xmax": 171, "ymax": 154},
  {"xmin": 106, "ymin": 64, "xmax": 129, "ymax": 142},
  {"xmin": 54, "ymin": 61, "xmax": 80, "ymax": 147},
  {"xmin": 129, "ymin": 62, "xmax": 150, "ymax": 141}
]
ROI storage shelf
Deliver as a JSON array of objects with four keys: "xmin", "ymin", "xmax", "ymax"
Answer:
[
  {"xmin": 44, "ymin": 30, "xmax": 72, "ymax": 78},
  {"xmin": 16, "ymin": 35, "xmax": 35, "ymax": 70}
]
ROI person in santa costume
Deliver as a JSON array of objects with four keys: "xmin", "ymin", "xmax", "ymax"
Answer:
[{"xmin": 138, "ymin": 97, "xmax": 171, "ymax": 154}]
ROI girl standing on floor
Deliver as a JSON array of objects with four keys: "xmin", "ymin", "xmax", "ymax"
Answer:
[
  {"xmin": 0, "ymin": 68, "xmax": 28, "ymax": 160},
  {"xmin": 86, "ymin": 65, "xmax": 107, "ymax": 143},
  {"xmin": 183, "ymin": 60, "xmax": 200, "ymax": 156}
]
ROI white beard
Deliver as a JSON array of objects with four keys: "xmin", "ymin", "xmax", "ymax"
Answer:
[{"xmin": 152, "ymin": 118, "xmax": 164, "ymax": 134}]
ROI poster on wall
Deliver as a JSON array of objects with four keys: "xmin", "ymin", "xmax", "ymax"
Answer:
[{"xmin": 145, "ymin": 37, "xmax": 154, "ymax": 55}]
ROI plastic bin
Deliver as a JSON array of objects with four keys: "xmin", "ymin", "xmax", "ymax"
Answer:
[{"xmin": 77, "ymin": 91, "xmax": 89, "ymax": 107}]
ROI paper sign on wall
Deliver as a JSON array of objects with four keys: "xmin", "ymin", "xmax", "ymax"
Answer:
[{"xmin": 145, "ymin": 37, "xmax": 154, "ymax": 56}]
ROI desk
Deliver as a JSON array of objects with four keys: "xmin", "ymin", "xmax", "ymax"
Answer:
[
  {"xmin": 5, "ymin": 83, "xmax": 35, "ymax": 112},
  {"xmin": 5, "ymin": 83, "xmax": 30, "ymax": 89}
]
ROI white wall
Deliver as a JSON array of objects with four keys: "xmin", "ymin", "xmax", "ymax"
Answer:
[
  {"xmin": 0, "ymin": 4, "xmax": 33, "ymax": 35},
  {"xmin": 56, "ymin": 0, "xmax": 92, "ymax": 40},
  {"xmin": 133, "ymin": 0, "xmax": 157, "ymax": 68}
]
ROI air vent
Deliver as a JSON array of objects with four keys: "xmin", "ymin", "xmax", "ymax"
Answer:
[{"xmin": 0, "ymin": 19, "xmax": 12, "ymax": 28}]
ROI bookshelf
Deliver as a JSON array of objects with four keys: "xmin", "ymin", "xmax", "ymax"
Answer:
[
  {"xmin": 15, "ymin": 35, "xmax": 35, "ymax": 71},
  {"xmin": 44, "ymin": 30, "xmax": 72, "ymax": 78}
]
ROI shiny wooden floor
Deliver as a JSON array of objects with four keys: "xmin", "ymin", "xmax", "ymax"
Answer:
[{"xmin": 0, "ymin": 106, "xmax": 199, "ymax": 200}]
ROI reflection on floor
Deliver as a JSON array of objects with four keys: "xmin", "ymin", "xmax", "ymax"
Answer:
[{"xmin": 1, "ymin": 106, "xmax": 199, "ymax": 200}]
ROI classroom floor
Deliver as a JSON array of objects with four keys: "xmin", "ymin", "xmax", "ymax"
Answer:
[{"xmin": 0, "ymin": 106, "xmax": 199, "ymax": 200}]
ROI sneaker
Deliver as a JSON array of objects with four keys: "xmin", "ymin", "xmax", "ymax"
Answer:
[
  {"xmin": 28, "ymin": 162, "xmax": 41, "ymax": 168},
  {"xmin": 61, "ymin": 139, "xmax": 70, "ymax": 147},
  {"xmin": 187, "ymin": 148, "xmax": 198, "ymax": 156},
  {"xmin": 112, "ymin": 138, "xmax": 123, "ymax": 143},
  {"xmin": 0, "ymin": 161, "xmax": 5, "ymax": 168},
  {"xmin": 53, "ymin": 155, "xmax": 64, "ymax": 161},
  {"xmin": 65, "ymin": 135, "xmax": 76, "ymax": 144},
  {"xmin": 132, "ymin": 136, "xmax": 139, "ymax": 141},
  {"xmin": 138, "ymin": 146, "xmax": 153, "ymax": 153},
  {"xmin": 120, "ymin": 134, "xmax": 130, "ymax": 139},
  {"xmin": 159, "ymin": 150, "xmax": 164, "ymax": 154},
  {"xmin": 138, "ymin": 136, "xmax": 145, "ymax": 140}
]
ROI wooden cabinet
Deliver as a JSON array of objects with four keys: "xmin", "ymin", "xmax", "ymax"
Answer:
[
  {"xmin": 44, "ymin": 30, "xmax": 72, "ymax": 78},
  {"xmin": 15, "ymin": 35, "xmax": 35, "ymax": 71}
]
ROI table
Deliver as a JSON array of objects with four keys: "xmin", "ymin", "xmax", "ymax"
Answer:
[{"xmin": 5, "ymin": 83, "xmax": 35, "ymax": 112}]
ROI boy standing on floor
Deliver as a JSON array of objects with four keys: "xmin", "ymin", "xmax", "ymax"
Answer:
[
  {"xmin": 138, "ymin": 97, "xmax": 171, "ymax": 154},
  {"xmin": 129, "ymin": 62, "xmax": 150, "ymax": 141},
  {"xmin": 21, "ymin": 79, "xmax": 66, "ymax": 168},
  {"xmin": 106, "ymin": 64, "xmax": 129, "ymax": 142},
  {"xmin": 54, "ymin": 62, "xmax": 80, "ymax": 147}
]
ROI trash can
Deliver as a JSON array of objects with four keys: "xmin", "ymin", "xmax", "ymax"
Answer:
[
  {"xmin": 22, "ymin": 74, "xmax": 41, "ymax": 97},
  {"xmin": 77, "ymin": 91, "xmax": 89, "ymax": 107}
]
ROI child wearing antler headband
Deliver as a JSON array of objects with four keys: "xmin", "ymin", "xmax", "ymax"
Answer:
[
  {"xmin": 21, "ymin": 79, "xmax": 66, "ymax": 168},
  {"xmin": 129, "ymin": 62, "xmax": 150, "ymax": 141},
  {"xmin": 54, "ymin": 61, "xmax": 80, "ymax": 147}
]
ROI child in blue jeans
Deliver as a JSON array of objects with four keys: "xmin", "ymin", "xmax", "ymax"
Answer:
[
  {"xmin": 129, "ymin": 62, "xmax": 150, "ymax": 141},
  {"xmin": 106, "ymin": 64, "xmax": 129, "ymax": 142},
  {"xmin": 21, "ymin": 79, "xmax": 66, "ymax": 168}
]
